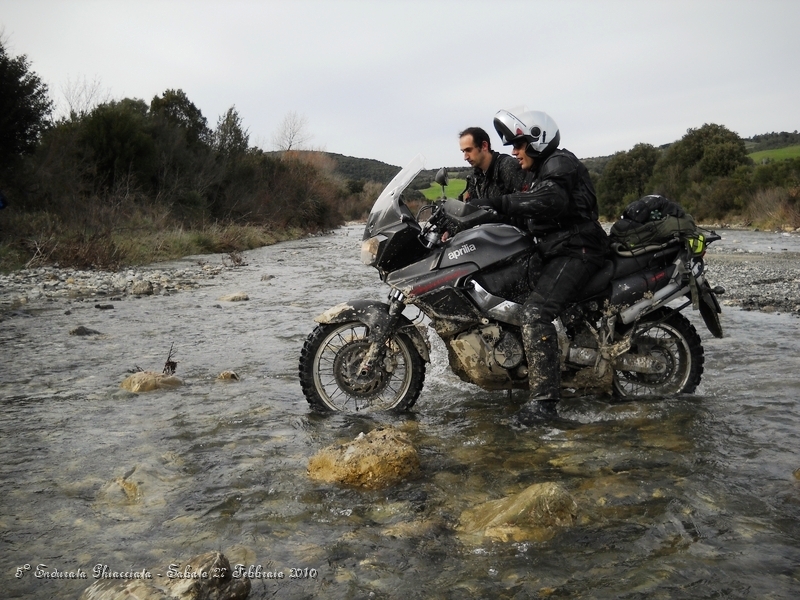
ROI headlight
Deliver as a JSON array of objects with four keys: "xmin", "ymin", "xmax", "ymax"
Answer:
[{"xmin": 360, "ymin": 236, "xmax": 383, "ymax": 266}]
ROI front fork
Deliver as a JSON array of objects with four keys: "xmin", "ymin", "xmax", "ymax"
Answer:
[{"xmin": 358, "ymin": 289, "xmax": 406, "ymax": 375}]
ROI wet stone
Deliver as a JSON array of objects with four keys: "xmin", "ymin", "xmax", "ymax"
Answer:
[
  {"xmin": 218, "ymin": 292, "xmax": 249, "ymax": 302},
  {"xmin": 120, "ymin": 371, "xmax": 183, "ymax": 392},
  {"xmin": 131, "ymin": 280, "xmax": 154, "ymax": 295},
  {"xmin": 70, "ymin": 325, "xmax": 102, "ymax": 336},
  {"xmin": 458, "ymin": 481, "xmax": 578, "ymax": 543},
  {"xmin": 78, "ymin": 551, "xmax": 250, "ymax": 600},
  {"xmin": 307, "ymin": 426, "xmax": 420, "ymax": 490}
]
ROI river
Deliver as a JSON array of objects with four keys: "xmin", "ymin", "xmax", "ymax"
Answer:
[{"xmin": 1, "ymin": 225, "xmax": 799, "ymax": 599}]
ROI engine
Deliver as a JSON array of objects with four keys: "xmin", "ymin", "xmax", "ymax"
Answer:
[{"xmin": 446, "ymin": 324, "xmax": 527, "ymax": 389}]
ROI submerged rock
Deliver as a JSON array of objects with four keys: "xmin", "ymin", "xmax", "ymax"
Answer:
[
  {"xmin": 216, "ymin": 370, "xmax": 240, "ymax": 381},
  {"xmin": 131, "ymin": 280, "xmax": 154, "ymax": 295},
  {"xmin": 218, "ymin": 292, "xmax": 249, "ymax": 302},
  {"xmin": 70, "ymin": 325, "xmax": 102, "ymax": 336},
  {"xmin": 308, "ymin": 426, "xmax": 419, "ymax": 490},
  {"xmin": 458, "ymin": 481, "xmax": 578, "ymax": 542},
  {"xmin": 79, "ymin": 551, "xmax": 250, "ymax": 600},
  {"xmin": 120, "ymin": 371, "xmax": 183, "ymax": 392}
]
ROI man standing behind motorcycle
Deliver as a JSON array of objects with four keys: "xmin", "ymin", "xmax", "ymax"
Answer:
[
  {"xmin": 458, "ymin": 126, "xmax": 524, "ymax": 202},
  {"xmin": 474, "ymin": 109, "xmax": 609, "ymax": 423}
]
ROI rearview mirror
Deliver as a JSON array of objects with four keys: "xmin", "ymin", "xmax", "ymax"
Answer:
[
  {"xmin": 434, "ymin": 167, "xmax": 449, "ymax": 187},
  {"xmin": 434, "ymin": 167, "xmax": 449, "ymax": 199}
]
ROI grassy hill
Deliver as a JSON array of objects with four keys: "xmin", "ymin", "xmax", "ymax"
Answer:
[
  {"xmin": 421, "ymin": 178, "xmax": 468, "ymax": 200},
  {"xmin": 748, "ymin": 144, "xmax": 800, "ymax": 163}
]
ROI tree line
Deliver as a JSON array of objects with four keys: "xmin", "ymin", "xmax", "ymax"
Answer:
[
  {"xmin": 2, "ymin": 38, "xmax": 799, "ymax": 271},
  {"xmin": 590, "ymin": 124, "xmax": 800, "ymax": 225},
  {"xmin": 0, "ymin": 39, "xmax": 380, "ymax": 270}
]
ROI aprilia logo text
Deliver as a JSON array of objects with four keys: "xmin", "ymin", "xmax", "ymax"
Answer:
[{"xmin": 448, "ymin": 243, "xmax": 477, "ymax": 260}]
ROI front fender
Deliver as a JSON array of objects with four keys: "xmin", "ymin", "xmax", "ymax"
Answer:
[{"xmin": 314, "ymin": 300, "xmax": 430, "ymax": 362}]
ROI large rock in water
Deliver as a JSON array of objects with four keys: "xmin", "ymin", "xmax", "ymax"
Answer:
[
  {"xmin": 120, "ymin": 371, "xmax": 183, "ymax": 392},
  {"xmin": 308, "ymin": 426, "xmax": 419, "ymax": 490},
  {"xmin": 79, "ymin": 551, "xmax": 250, "ymax": 600},
  {"xmin": 458, "ymin": 481, "xmax": 578, "ymax": 542}
]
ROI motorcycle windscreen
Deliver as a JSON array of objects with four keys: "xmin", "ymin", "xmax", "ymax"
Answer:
[{"xmin": 363, "ymin": 154, "xmax": 425, "ymax": 240}]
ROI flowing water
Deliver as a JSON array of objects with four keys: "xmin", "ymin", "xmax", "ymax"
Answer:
[{"xmin": 2, "ymin": 226, "xmax": 800, "ymax": 599}]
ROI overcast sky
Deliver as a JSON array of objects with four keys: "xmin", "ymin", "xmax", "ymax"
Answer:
[{"xmin": 2, "ymin": 0, "xmax": 799, "ymax": 169}]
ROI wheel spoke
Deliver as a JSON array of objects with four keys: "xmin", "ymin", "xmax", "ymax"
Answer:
[
  {"xmin": 614, "ymin": 314, "xmax": 697, "ymax": 398},
  {"xmin": 307, "ymin": 323, "xmax": 417, "ymax": 411}
]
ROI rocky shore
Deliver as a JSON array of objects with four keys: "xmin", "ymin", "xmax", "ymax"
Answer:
[
  {"xmin": 703, "ymin": 248, "xmax": 800, "ymax": 316},
  {"xmin": 0, "ymin": 261, "xmax": 226, "ymax": 314},
  {"xmin": 1, "ymin": 246, "xmax": 798, "ymax": 318}
]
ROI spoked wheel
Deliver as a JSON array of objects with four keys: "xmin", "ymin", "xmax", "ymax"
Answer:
[
  {"xmin": 613, "ymin": 308, "xmax": 704, "ymax": 398},
  {"xmin": 299, "ymin": 322, "xmax": 426, "ymax": 412}
]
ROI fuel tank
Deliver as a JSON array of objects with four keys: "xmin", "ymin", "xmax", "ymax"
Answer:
[
  {"xmin": 385, "ymin": 224, "xmax": 529, "ymax": 300},
  {"xmin": 438, "ymin": 224, "xmax": 530, "ymax": 270}
]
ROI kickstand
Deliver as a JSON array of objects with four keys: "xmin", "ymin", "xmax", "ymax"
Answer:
[{"xmin": 507, "ymin": 389, "xmax": 513, "ymax": 401}]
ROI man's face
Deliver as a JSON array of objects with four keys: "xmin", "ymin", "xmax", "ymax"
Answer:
[
  {"xmin": 460, "ymin": 135, "xmax": 491, "ymax": 171},
  {"xmin": 512, "ymin": 140, "xmax": 535, "ymax": 170}
]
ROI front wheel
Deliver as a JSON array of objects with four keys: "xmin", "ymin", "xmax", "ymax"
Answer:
[
  {"xmin": 613, "ymin": 308, "xmax": 704, "ymax": 398},
  {"xmin": 299, "ymin": 322, "xmax": 426, "ymax": 412}
]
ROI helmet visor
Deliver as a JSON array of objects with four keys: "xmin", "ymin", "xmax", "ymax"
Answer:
[{"xmin": 493, "ymin": 110, "xmax": 527, "ymax": 145}]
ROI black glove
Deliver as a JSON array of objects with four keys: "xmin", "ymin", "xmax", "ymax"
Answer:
[{"xmin": 474, "ymin": 196, "xmax": 502, "ymax": 211}]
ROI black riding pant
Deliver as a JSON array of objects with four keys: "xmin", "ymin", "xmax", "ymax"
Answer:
[
  {"xmin": 522, "ymin": 254, "xmax": 597, "ymax": 325},
  {"xmin": 521, "ymin": 254, "xmax": 599, "ymax": 400}
]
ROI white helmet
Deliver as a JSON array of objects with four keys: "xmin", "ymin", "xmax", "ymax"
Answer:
[{"xmin": 493, "ymin": 108, "xmax": 560, "ymax": 158}]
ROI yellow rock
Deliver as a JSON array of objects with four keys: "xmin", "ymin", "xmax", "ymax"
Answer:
[
  {"xmin": 120, "ymin": 371, "xmax": 183, "ymax": 392},
  {"xmin": 113, "ymin": 476, "xmax": 141, "ymax": 502},
  {"xmin": 458, "ymin": 481, "xmax": 577, "ymax": 542},
  {"xmin": 308, "ymin": 427, "xmax": 419, "ymax": 490},
  {"xmin": 216, "ymin": 370, "xmax": 240, "ymax": 381},
  {"xmin": 218, "ymin": 292, "xmax": 249, "ymax": 302}
]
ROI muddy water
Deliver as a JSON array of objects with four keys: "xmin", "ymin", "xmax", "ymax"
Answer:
[{"xmin": 2, "ymin": 226, "xmax": 800, "ymax": 599}]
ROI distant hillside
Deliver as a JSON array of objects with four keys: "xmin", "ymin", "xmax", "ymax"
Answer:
[
  {"xmin": 748, "ymin": 144, "xmax": 800, "ymax": 163},
  {"xmin": 745, "ymin": 131, "xmax": 800, "ymax": 152},
  {"xmin": 324, "ymin": 152, "xmax": 403, "ymax": 184},
  {"xmin": 322, "ymin": 152, "xmax": 470, "ymax": 187},
  {"xmin": 323, "ymin": 129, "xmax": 800, "ymax": 185}
]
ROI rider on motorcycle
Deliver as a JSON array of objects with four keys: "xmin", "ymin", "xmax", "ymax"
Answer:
[
  {"xmin": 458, "ymin": 126, "xmax": 524, "ymax": 202},
  {"xmin": 473, "ymin": 108, "xmax": 609, "ymax": 422}
]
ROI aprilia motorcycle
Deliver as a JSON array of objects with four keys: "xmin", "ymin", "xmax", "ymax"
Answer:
[{"xmin": 299, "ymin": 155, "xmax": 724, "ymax": 412}]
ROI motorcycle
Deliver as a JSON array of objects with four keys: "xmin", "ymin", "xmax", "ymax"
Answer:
[{"xmin": 299, "ymin": 154, "xmax": 725, "ymax": 413}]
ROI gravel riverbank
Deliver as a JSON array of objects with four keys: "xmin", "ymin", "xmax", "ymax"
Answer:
[
  {"xmin": 704, "ymin": 250, "xmax": 800, "ymax": 316},
  {"xmin": 1, "ymin": 243, "xmax": 799, "ymax": 319}
]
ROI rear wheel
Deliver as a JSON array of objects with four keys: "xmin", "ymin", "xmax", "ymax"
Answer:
[
  {"xmin": 613, "ymin": 308, "xmax": 704, "ymax": 398},
  {"xmin": 299, "ymin": 322, "xmax": 426, "ymax": 412}
]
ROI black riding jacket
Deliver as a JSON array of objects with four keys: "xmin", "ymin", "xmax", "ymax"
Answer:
[
  {"xmin": 459, "ymin": 151, "xmax": 524, "ymax": 202},
  {"xmin": 491, "ymin": 148, "xmax": 608, "ymax": 258},
  {"xmin": 495, "ymin": 149, "xmax": 597, "ymax": 230}
]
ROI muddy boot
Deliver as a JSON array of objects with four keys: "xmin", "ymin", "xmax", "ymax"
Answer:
[
  {"xmin": 511, "ymin": 397, "xmax": 559, "ymax": 427},
  {"xmin": 512, "ymin": 322, "xmax": 562, "ymax": 426}
]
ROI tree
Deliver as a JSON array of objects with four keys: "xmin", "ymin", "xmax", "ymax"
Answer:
[
  {"xmin": 214, "ymin": 106, "xmax": 249, "ymax": 156},
  {"xmin": 59, "ymin": 76, "xmax": 110, "ymax": 120},
  {"xmin": 150, "ymin": 89, "xmax": 211, "ymax": 146},
  {"xmin": 0, "ymin": 39, "xmax": 53, "ymax": 172},
  {"xmin": 271, "ymin": 111, "xmax": 311, "ymax": 151},
  {"xmin": 596, "ymin": 143, "xmax": 660, "ymax": 218},
  {"xmin": 648, "ymin": 123, "xmax": 751, "ymax": 204},
  {"xmin": 79, "ymin": 98, "xmax": 156, "ymax": 191}
]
